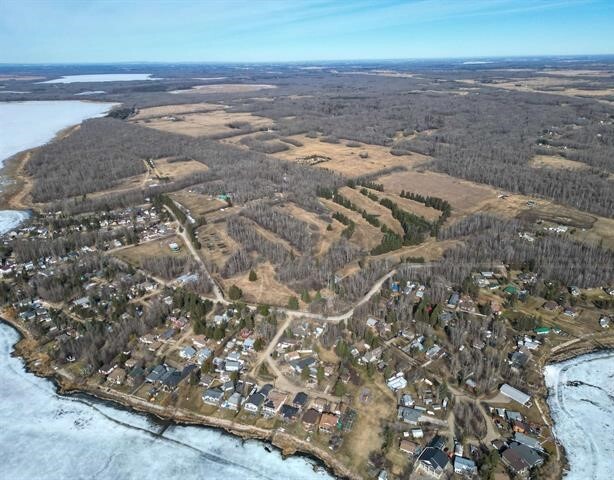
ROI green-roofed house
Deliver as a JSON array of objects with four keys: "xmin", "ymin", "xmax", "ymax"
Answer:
[
  {"xmin": 503, "ymin": 285, "xmax": 519, "ymax": 296},
  {"xmin": 534, "ymin": 327, "xmax": 550, "ymax": 336}
]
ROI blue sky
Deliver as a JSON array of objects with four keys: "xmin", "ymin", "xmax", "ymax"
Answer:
[{"xmin": 1, "ymin": 0, "xmax": 613, "ymax": 63}]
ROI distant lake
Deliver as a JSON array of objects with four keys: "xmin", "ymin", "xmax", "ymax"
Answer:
[
  {"xmin": 544, "ymin": 350, "xmax": 614, "ymax": 480},
  {"xmin": 0, "ymin": 322, "xmax": 332, "ymax": 480},
  {"xmin": 40, "ymin": 73, "xmax": 160, "ymax": 83},
  {"xmin": 0, "ymin": 100, "xmax": 117, "ymax": 233}
]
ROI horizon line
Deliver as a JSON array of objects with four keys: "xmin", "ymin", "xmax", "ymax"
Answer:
[{"xmin": 2, "ymin": 53, "xmax": 614, "ymax": 67}]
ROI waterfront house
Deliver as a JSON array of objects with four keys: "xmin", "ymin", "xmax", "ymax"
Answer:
[{"xmin": 500, "ymin": 383, "xmax": 531, "ymax": 406}]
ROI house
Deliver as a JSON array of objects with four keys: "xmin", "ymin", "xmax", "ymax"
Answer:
[
  {"xmin": 500, "ymin": 383, "xmax": 531, "ymax": 406},
  {"xmin": 107, "ymin": 367, "xmax": 126, "ymax": 385},
  {"xmin": 411, "ymin": 428, "xmax": 424, "ymax": 439},
  {"xmin": 292, "ymin": 392, "xmax": 309, "ymax": 410},
  {"xmin": 127, "ymin": 366, "xmax": 145, "ymax": 386},
  {"xmin": 202, "ymin": 388, "xmax": 224, "ymax": 406},
  {"xmin": 454, "ymin": 456, "xmax": 477, "ymax": 476},
  {"xmin": 244, "ymin": 393, "xmax": 266, "ymax": 413},
  {"xmin": 600, "ymin": 316, "xmax": 610, "ymax": 328},
  {"xmin": 502, "ymin": 442, "xmax": 543, "ymax": 475},
  {"xmin": 196, "ymin": 348, "xmax": 212, "ymax": 365},
  {"xmin": 534, "ymin": 327, "xmax": 550, "ymax": 336},
  {"xmin": 386, "ymin": 372, "xmax": 407, "ymax": 391},
  {"xmin": 73, "ymin": 296, "xmax": 90, "ymax": 308},
  {"xmin": 302, "ymin": 408, "xmax": 321, "ymax": 431},
  {"xmin": 513, "ymin": 432, "xmax": 543, "ymax": 452},
  {"xmin": 563, "ymin": 306, "xmax": 578, "ymax": 317},
  {"xmin": 398, "ymin": 406, "xmax": 422, "ymax": 425},
  {"xmin": 416, "ymin": 446, "xmax": 449, "ymax": 478},
  {"xmin": 179, "ymin": 346, "xmax": 197, "ymax": 359},
  {"xmin": 262, "ymin": 390, "xmax": 288, "ymax": 416},
  {"xmin": 569, "ymin": 286, "xmax": 581, "ymax": 296},
  {"xmin": 169, "ymin": 242, "xmax": 180, "ymax": 252},
  {"xmin": 145, "ymin": 364, "xmax": 167, "ymax": 383},
  {"xmin": 98, "ymin": 363, "xmax": 117, "ymax": 376},
  {"xmin": 280, "ymin": 404, "xmax": 300, "ymax": 421},
  {"xmin": 447, "ymin": 292, "xmax": 460, "ymax": 308},
  {"xmin": 221, "ymin": 392, "xmax": 242, "ymax": 411},
  {"xmin": 400, "ymin": 439, "xmax": 419, "ymax": 455},
  {"xmin": 543, "ymin": 301, "xmax": 558, "ymax": 312},
  {"xmin": 318, "ymin": 413, "xmax": 339, "ymax": 434},
  {"xmin": 290, "ymin": 356, "xmax": 317, "ymax": 375}
]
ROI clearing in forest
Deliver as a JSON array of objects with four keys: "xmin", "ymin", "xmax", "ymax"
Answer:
[
  {"xmin": 197, "ymin": 223, "xmax": 239, "ymax": 270},
  {"xmin": 114, "ymin": 236, "xmax": 188, "ymax": 268},
  {"xmin": 131, "ymin": 106, "xmax": 274, "ymax": 138},
  {"xmin": 338, "ymin": 186, "xmax": 404, "ymax": 235},
  {"xmin": 169, "ymin": 190, "xmax": 227, "ymax": 218},
  {"xmin": 377, "ymin": 169, "xmax": 494, "ymax": 217},
  {"xmin": 361, "ymin": 187, "xmax": 442, "ymax": 222},
  {"xmin": 530, "ymin": 154, "xmax": 591, "ymax": 172},
  {"xmin": 220, "ymin": 261, "xmax": 300, "ymax": 307},
  {"xmin": 153, "ymin": 157, "xmax": 209, "ymax": 179},
  {"xmin": 320, "ymin": 198, "xmax": 383, "ymax": 251},
  {"xmin": 270, "ymin": 134, "xmax": 428, "ymax": 177},
  {"xmin": 170, "ymin": 83, "xmax": 277, "ymax": 94}
]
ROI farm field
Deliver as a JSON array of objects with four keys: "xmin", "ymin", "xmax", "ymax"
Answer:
[
  {"xmin": 269, "ymin": 134, "xmax": 429, "ymax": 177},
  {"xmin": 131, "ymin": 104, "xmax": 274, "ymax": 137}
]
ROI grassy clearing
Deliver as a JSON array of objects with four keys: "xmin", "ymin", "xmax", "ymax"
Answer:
[
  {"xmin": 133, "ymin": 108, "xmax": 274, "ymax": 138},
  {"xmin": 271, "ymin": 134, "xmax": 428, "ymax": 177},
  {"xmin": 113, "ymin": 235, "xmax": 187, "ymax": 267},
  {"xmin": 221, "ymin": 261, "xmax": 301, "ymax": 307},
  {"xmin": 320, "ymin": 198, "xmax": 383, "ymax": 251},
  {"xmin": 339, "ymin": 186, "xmax": 404, "ymax": 235}
]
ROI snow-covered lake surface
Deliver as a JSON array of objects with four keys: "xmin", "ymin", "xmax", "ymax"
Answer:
[
  {"xmin": 40, "ymin": 73, "xmax": 159, "ymax": 83},
  {"xmin": 0, "ymin": 323, "xmax": 332, "ymax": 480},
  {"xmin": 544, "ymin": 350, "xmax": 614, "ymax": 480},
  {"xmin": 0, "ymin": 100, "xmax": 116, "ymax": 234}
]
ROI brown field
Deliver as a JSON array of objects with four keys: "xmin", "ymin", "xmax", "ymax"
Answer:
[
  {"xmin": 276, "ymin": 202, "xmax": 344, "ymax": 256},
  {"xmin": 370, "ymin": 238, "xmax": 459, "ymax": 263},
  {"xmin": 530, "ymin": 154, "xmax": 590, "ymax": 171},
  {"xmin": 363, "ymin": 187, "xmax": 441, "ymax": 221},
  {"xmin": 339, "ymin": 377, "xmax": 396, "ymax": 473},
  {"xmin": 131, "ymin": 103, "xmax": 223, "ymax": 120},
  {"xmin": 114, "ymin": 236, "xmax": 187, "ymax": 267},
  {"xmin": 221, "ymin": 261, "xmax": 299, "ymax": 306},
  {"xmin": 169, "ymin": 190, "xmax": 227, "ymax": 218},
  {"xmin": 541, "ymin": 69, "xmax": 613, "ymax": 77},
  {"xmin": 132, "ymin": 106, "xmax": 274, "ymax": 138},
  {"xmin": 153, "ymin": 157, "xmax": 208, "ymax": 178},
  {"xmin": 339, "ymin": 186, "xmax": 404, "ymax": 235},
  {"xmin": 377, "ymin": 169, "xmax": 495, "ymax": 217},
  {"xmin": 320, "ymin": 198, "xmax": 384, "ymax": 251},
  {"xmin": 197, "ymin": 223, "xmax": 239, "ymax": 270},
  {"xmin": 460, "ymin": 77, "xmax": 614, "ymax": 101},
  {"xmin": 170, "ymin": 83, "xmax": 277, "ymax": 94},
  {"xmin": 270, "ymin": 134, "xmax": 429, "ymax": 177}
]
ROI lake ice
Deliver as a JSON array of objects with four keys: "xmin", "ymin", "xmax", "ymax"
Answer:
[
  {"xmin": 0, "ymin": 310, "xmax": 331, "ymax": 480},
  {"xmin": 0, "ymin": 100, "xmax": 116, "ymax": 234},
  {"xmin": 40, "ymin": 74, "xmax": 160, "ymax": 83},
  {"xmin": 544, "ymin": 350, "xmax": 614, "ymax": 480}
]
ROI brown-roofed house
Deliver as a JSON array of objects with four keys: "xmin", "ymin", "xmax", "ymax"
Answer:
[
  {"xmin": 302, "ymin": 408, "xmax": 321, "ymax": 431},
  {"xmin": 319, "ymin": 413, "xmax": 339, "ymax": 434}
]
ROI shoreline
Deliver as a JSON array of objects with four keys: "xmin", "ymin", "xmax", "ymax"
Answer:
[
  {"xmin": 0, "ymin": 315, "xmax": 356, "ymax": 480},
  {"xmin": 539, "ymin": 337, "xmax": 614, "ymax": 479}
]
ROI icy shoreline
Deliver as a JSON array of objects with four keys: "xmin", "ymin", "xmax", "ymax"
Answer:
[
  {"xmin": 544, "ymin": 350, "xmax": 614, "ymax": 480},
  {"xmin": 0, "ymin": 322, "xmax": 333, "ymax": 480},
  {"xmin": 0, "ymin": 100, "xmax": 117, "ymax": 234}
]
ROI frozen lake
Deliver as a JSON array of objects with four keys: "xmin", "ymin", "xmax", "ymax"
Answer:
[
  {"xmin": 0, "ymin": 100, "xmax": 116, "ymax": 234},
  {"xmin": 0, "ymin": 323, "xmax": 332, "ymax": 480},
  {"xmin": 544, "ymin": 350, "xmax": 614, "ymax": 480},
  {"xmin": 40, "ymin": 73, "xmax": 159, "ymax": 83}
]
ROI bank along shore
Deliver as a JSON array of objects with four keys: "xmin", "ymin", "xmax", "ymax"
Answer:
[
  {"xmin": 1, "ymin": 314, "xmax": 356, "ymax": 480},
  {"xmin": 539, "ymin": 334, "xmax": 614, "ymax": 479},
  {"xmin": 0, "ymin": 123, "xmax": 83, "ymax": 213}
]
